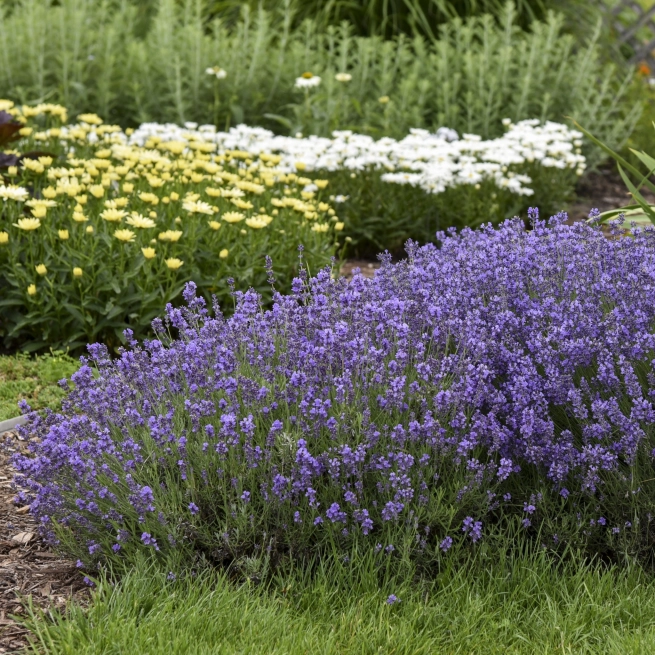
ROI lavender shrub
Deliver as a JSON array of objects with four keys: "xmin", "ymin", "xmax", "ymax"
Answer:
[{"xmin": 13, "ymin": 213, "xmax": 655, "ymax": 567}]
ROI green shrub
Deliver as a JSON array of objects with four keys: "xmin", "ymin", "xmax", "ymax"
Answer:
[
  {"xmin": 313, "ymin": 152, "xmax": 580, "ymax": 255},
  {"xmin": 206, "ymin": 0, "xmax": 603, "ymax": 40}
]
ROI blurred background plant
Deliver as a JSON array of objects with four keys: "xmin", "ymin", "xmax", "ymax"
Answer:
[
  {"xmin": 204, "ymin": 0, "xmax": 606, "ymax": 40},
  {"xmin": 321, "ymin": 164, "xmax": 576, "ymax": 254},
  {"xmin": 0, "ymin": 1, "xmax": 641, "ymax": 169}
]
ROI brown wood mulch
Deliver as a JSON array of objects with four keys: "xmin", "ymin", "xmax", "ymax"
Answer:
[
  {"xmin": 0, "ymin": 430, "xmax": 89, "ymax": 654},
  {"xmin": 340, "ymin": 259, "xmax": 380, "ymax": 279}
]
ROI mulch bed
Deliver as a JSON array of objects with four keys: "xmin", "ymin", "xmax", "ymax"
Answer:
[{"xmin": 0, "ymin": 430, "xmax": 89, "ymax": 654}]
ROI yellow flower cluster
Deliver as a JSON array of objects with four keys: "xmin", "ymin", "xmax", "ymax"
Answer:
[{"xmin": 0, "ymin": 101, "xmax": 341, "ymax": 302}]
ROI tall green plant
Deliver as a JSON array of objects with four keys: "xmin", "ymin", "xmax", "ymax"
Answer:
[{"xmin": 204, "ymin": 0, "xmax": 602, "ymax": 41}]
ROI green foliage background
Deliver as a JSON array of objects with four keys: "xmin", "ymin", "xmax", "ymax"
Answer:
[
  {"xmin": 0, "ymin": 0, "xmax": 640, "ymax": 163},
  {"xmin": 205, "ymin": 0, "xmax": 605, "ymax": 40}
]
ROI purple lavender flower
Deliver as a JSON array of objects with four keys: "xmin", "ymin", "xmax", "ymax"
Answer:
[
  {"xmin": 326, "ymin": 503, "xmax": 346, "ymax": 523},
  {"xmin": 386, "ymin": 595, "xmax": 400, "ymax": 605},
  {"xmin": 188, "ymin": 503, "xmax": 200, "ymax": 515},
  {"xmin": 141, "ymin": 533, "xmax": 159, "ymax": 550},
  {"xmin": 12, "ymin": 216, "xmax": 655, "ymax": 564},
  {"xmin": 462, "ymin": 517, "xmax": 483, "ymax": 542}
]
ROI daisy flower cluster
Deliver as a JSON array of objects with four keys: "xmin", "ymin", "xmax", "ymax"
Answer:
[
  {"xmin": 0, "ymin": 100, "xmax": 340, "ymax": 350},
  {"xmin": 128, "ymin": 119, "xmax": 586, "ymax": 197}
]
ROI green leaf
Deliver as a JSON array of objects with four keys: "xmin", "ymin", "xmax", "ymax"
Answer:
[
  {"xmin": 0, "ymin": 298, "xmax": 26, "ymax": 308},
  {"xmin": 263, "ymin": 113, "xmax": 293, "ymax": 131},
  {"xmin": 629, "ymin": 149, "xmax": 655, "ymax": 179},
  {"xmin": 230, "ymin": 104, "xmax": 244, "ymax": 125},
  {"xmin": 572, "ymin": 120, "xmax": 655, "ymax": 196},
  {"xmin": 617, "ymin": 164, "xmax": 655, "ymax": 226},
  {"xmin": 20, "ymin": 340, "xmax": 49, "ymax": 353},
  {"xmin": 105, "ymin": 304, "xmax": 126, "ymax": 320},
  {"xmin": 63, "ymin": 303, "xmax": 87, "ymax": 325}
]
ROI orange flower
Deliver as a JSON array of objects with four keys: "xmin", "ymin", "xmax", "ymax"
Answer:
[{"xmin": 639, "ymin": 62, "xmax": 651, "ymax": 76}]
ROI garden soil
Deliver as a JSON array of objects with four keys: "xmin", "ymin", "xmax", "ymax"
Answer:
[{"xmin": 0, "ymin": 429, "xmax": 88, "ymax": 654}]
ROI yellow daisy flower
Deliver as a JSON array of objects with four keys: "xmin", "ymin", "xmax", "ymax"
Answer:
[
  {"xmin": 100, "ymin": 208, "xmax": 128, "ymax": 222},
  {"xmin": 158, "ymin": 230, "xmax": 183, "ymax": 242},
  {"xmin": 114, "ymin": 229, "xmax": 136, "ymax": 242},
  {"xmin": 182, "ymin": 199, "xmax": 215, "ymax": 215},
  {"xmin": 126, "ymin": 213, "xmax": 156, "ymax": 229},
  {"xmin": 165, "ymin": 257, "xmax": 184, "ymax": 270},
  {"xmin": 222, "ymin": 211, "xmax": 245, "ymax": 223},
  {"xmin": 14, "ymin": 217, "xmax": 41, "ymax": 231}
]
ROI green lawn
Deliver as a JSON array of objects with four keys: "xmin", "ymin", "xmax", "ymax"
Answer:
[
  {"xmin": 0, "ymin": 353, "xmax": 78, "ymax": 422},
  {"xmin": 23, "ymin": 548, "xmax": 655, "ymax": 655}
]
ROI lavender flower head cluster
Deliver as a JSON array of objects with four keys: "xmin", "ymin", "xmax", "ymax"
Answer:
[{"xmin": 13, "ymin": 213, "xmax": 655, "ymax": 564}]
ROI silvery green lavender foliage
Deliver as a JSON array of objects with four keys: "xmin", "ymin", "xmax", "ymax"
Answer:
[{"xmin": 12, "ymin": 214, "xmax": 655, "ymax": 567}]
